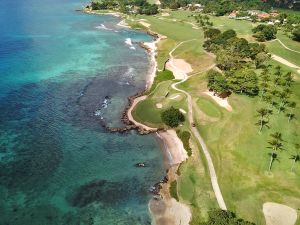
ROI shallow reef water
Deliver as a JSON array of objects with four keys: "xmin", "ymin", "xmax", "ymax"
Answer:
[{"xmin": 0, "ymin": 0, "xmax": 164, "ymax": 224}]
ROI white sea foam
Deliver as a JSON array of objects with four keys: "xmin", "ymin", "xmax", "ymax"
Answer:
[
  {"xmin": 125, "ymin": 38, "xmax": 136, "ymax": 50},
  {"xmin": 95, "ymin": 24, "xmax": 113, "ymax": 31}
]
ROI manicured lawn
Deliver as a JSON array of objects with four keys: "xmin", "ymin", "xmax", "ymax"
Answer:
[
  {"xmin": 196, "ymin": 98, "xmax": 221, "ymax": 118},
  {"xmin": 180, "ymin": 68, "xmax": 300, "ymax": 224},
  {"xmin": 266, "ymin": 40, "xmax": 300, "ymax": 67}
]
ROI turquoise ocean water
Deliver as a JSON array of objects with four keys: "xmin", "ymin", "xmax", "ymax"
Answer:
[{"xmin": 0, "ymin": 0, "xmax": 165, "ymax": 224}]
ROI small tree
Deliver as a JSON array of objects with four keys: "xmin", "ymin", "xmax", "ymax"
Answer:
[
  {"xmin": 286, "ymin": 101, "xmax": 296, "ymax": 122},
  {"xmin": 267, "ymin": 132, "xmax": 284, "ymax": 171},
  {"xmin": 256, "ymin": 108, "xmax": 272, "ymax": 132},
  {"xmin": 161, "ymin": 107, "xmax": 185, "ymax": 127},
  {"xmin": 290, "ymin": 144, "xmax": 300, "ymax": 172}
]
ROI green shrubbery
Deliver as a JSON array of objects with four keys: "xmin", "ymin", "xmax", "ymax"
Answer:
[
  {"xmin": 161, "ymin": 107, "xmax": 185, "ymax": 127},
  {"xmin": 199, "ymin": 209, "xmax": 255, "ymax": 225},
  {"xmin": 252, "ymin": 24, "xmax": 277, "ymax": 42},
  {"xmin": 90, "ymin": 0, "xmax": 158, "ymax": 15}
]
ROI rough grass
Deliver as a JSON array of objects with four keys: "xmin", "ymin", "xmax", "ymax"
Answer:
[
  {"xmin": 148, "ymin": 70, "xmax": 175, "ymax": 93},
  {"xmin": 266, "ymin": 40, "xmax": 300, "ymax": 67},
  {"xmin": 170, "ymin": 180, "xmax": 179, "ymax": 201},
  {"xmin": 176, "ymin": 130, "xmax": 192, "ymax": 156},
  {"xmin": 181, "ymin": 67, "xmax": 300, "ymax": 224},
  {"xmin": 196, "ymin": 98, "xmax": 221, "ymax": 118}
]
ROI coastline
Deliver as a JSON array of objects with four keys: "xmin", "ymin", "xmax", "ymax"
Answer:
[{"xmin": 82, "ymin": 8, "xmax": 192, "ymax": 225}]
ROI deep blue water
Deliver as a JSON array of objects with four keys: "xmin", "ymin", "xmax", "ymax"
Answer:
[{"xmin": 0, "ymin": 0, "xmax": 165, "ymax": 224}]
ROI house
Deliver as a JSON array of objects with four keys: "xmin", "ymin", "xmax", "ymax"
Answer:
[
  {"xmin": 228, "ymin": 11, "xmax": 237, "ymax": 19},
  {"xmin": 257, "ymin": 13, "xmax": 270, "ymax": 20}
]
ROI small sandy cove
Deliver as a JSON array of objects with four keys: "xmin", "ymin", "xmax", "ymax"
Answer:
[
  {"xmin": 204, "ymin": 91, "xmax": 232, "ymax": 112},
  {"xmin": 263, "ymin": 202, "xmax": 298, "ymax": 225},
  {"xmin": 166, "ymin": 59, "xmax": 193, "ymax": 79},
  {"xmin": 149, "ymin": 130, "xmax": 190, "ymax": 225},
  {"xmin": 157, "ymin": 130, "xmax": 188, "ymax": 167}
]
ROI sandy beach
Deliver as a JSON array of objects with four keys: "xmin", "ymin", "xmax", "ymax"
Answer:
[{"xmin": 149, "ymin": 130, "xmax": 190, "ymax": 225}]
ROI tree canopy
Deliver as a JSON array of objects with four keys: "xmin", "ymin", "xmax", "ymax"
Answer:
[
  {"xmin": 199, "ymin": 209, "xmax": 255, "ymax": 225},
  {"xmin": 252, "ymin": 24, "xmax": 277, "ymax": 42},
  {"xmin": 161, "ymin": 107, "xmax": 185, "ymax": 127}
]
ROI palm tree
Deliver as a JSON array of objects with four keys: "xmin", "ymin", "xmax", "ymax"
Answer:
[
  {"xmin": 290, "ymin": 144, "xmax": 300, "ymax": 172},
  {"xmin": 290, "ymin": 154, "xmax": 300, "ymax": 172},
  {"xmin": 268, "ymin": 137, "xmax": 284, "ymax": 171},
  {"xmin": 256, "ymin": 108, "xmax": 272, "ymax": 132},
  {"xmin": 283, "ymin": 72, "xmax": 294, "ymax": 88},
  {"xmin": 270, "ymin": 132, "xmax": 283, "ymax": 142},
  {"xmin": 286, "ymin": 101, "xmax": 296, "ymax": 122}
]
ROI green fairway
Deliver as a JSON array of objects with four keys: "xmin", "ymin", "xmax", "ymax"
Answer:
[
  {"xmin": 196, "ymin": 98, "xmax": 221, "ymax": 118},
  {"xmin": 180, "ymin": 68, "xmax": 300, "ymax": 224},
  {"xmin": 266, "ymin": 40, "xmax": 300, "ymax": 67}
]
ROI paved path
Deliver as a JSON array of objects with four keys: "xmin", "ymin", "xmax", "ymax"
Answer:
[
  {"xmin": 170, "ymin": 40, "xmax": 227, "ymax": 210},
  {"xmin": 271, "ymin": 39, "xmax": 300, "ymax": 54}
]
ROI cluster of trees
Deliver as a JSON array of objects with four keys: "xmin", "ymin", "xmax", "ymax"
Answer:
[
  {"xmin": 89, "ymin": 0, "xmax": 158, "ymax": 15},
  {"xmin": 199, "ymin": 0, "xmax": 299, "ymax": 16},
  {"xmin": 266, "ymin": 132, "xmax": 299, "ymax": 172},
  {"xmin": 256, "ymin": 66, "xmax": 296, "ymax": 132},
  {"xmin": 194, "ymin": 14, "xmax": 213, "ymax": 28},
  {"xmin": 203, "ymin": 27, "xmax": 269, "ymax": 97},
  {"xmin": 161, "ymin": 107, "xmax": 185, "ymax": 127},
  {"xmin": 292, "ymin": 26, "xmax": 300, "ymax": 42},
  {"xmin": 252, "ymin": 24, "xmax": 277, "ymax": 42},
  {"xmin": 199, "ymin": 209, "xmax": 255, "ymax": 225},
  {"xmin": 207, "ymin": 69, "xmax": 259, "ymax": 97},
  {"xmin": 200, "ymin": 0, "xmax": 270, "ymax": 16}
]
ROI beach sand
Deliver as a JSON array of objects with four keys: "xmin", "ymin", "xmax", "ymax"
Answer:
[{"xmin": 149, "ymin": 130, "xmax": 191, "ymax": 225}]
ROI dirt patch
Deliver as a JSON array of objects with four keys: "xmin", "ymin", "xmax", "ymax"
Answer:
[{"xmin": 263, "ymin": 202, "xmax": 298, "ymax": 225}]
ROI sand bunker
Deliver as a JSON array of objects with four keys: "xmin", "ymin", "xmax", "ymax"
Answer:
[
  {"xmin": 161, "ymin": 12, "xmax": 170, "ymax": 17},
  {"xmin": 204, "ymin": 91, "xmax": 232, "ymax": 112},
  {"xmin": 156, "ymin": 103, "xmax": 163, "ymax": 108},
  {"xmin": 169, "ymin": 94, "xmax": 181, "ymax": 100},
  {"xmin": 263, "ymin": 202, "xmax": 298, "ymax": 225},
  {"xmin": 139, "ymin": 21, "xmax": 151, "ymax": 28},
  {"xmin": 166, "ymin": 59, "xmax": 193, "ymax": 80},
  {"xmin": 179, "ymin": 108, "xmax": 186, "ymax": 114}
]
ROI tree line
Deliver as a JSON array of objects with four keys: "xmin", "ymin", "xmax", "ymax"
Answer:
[{"xmin": 89, "ymin": 0, "xmax": 158, "ymax": 15}]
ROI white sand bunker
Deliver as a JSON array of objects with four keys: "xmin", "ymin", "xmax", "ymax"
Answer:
[
  {"xmin": 204, "ymin": 91, "xmax": 232, "ymax": 112},
  {"xmin": 169, "ymin": 94, "xmax": 181, "ymax": 100},
  {"xmin": 166, "ymin": 59, "xmax": 193, "ymax": 80},
  {"xmin": 139, "ymin": 21, "xmax": 151, "ymax": 28},
  {"xmin": 263, "ymin": 202, "xmax": 298, "ymax": 225},
  {"xmin": 161, "ymin": 12, "xmax": 170, "ymax": 17},
  {"xmin": 156, "ymin": 103, "xmax": 163, "ymax": 108},
  {"xmin": 179, "ymin": 108, "xmax": 186, "ymax": 114}
]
